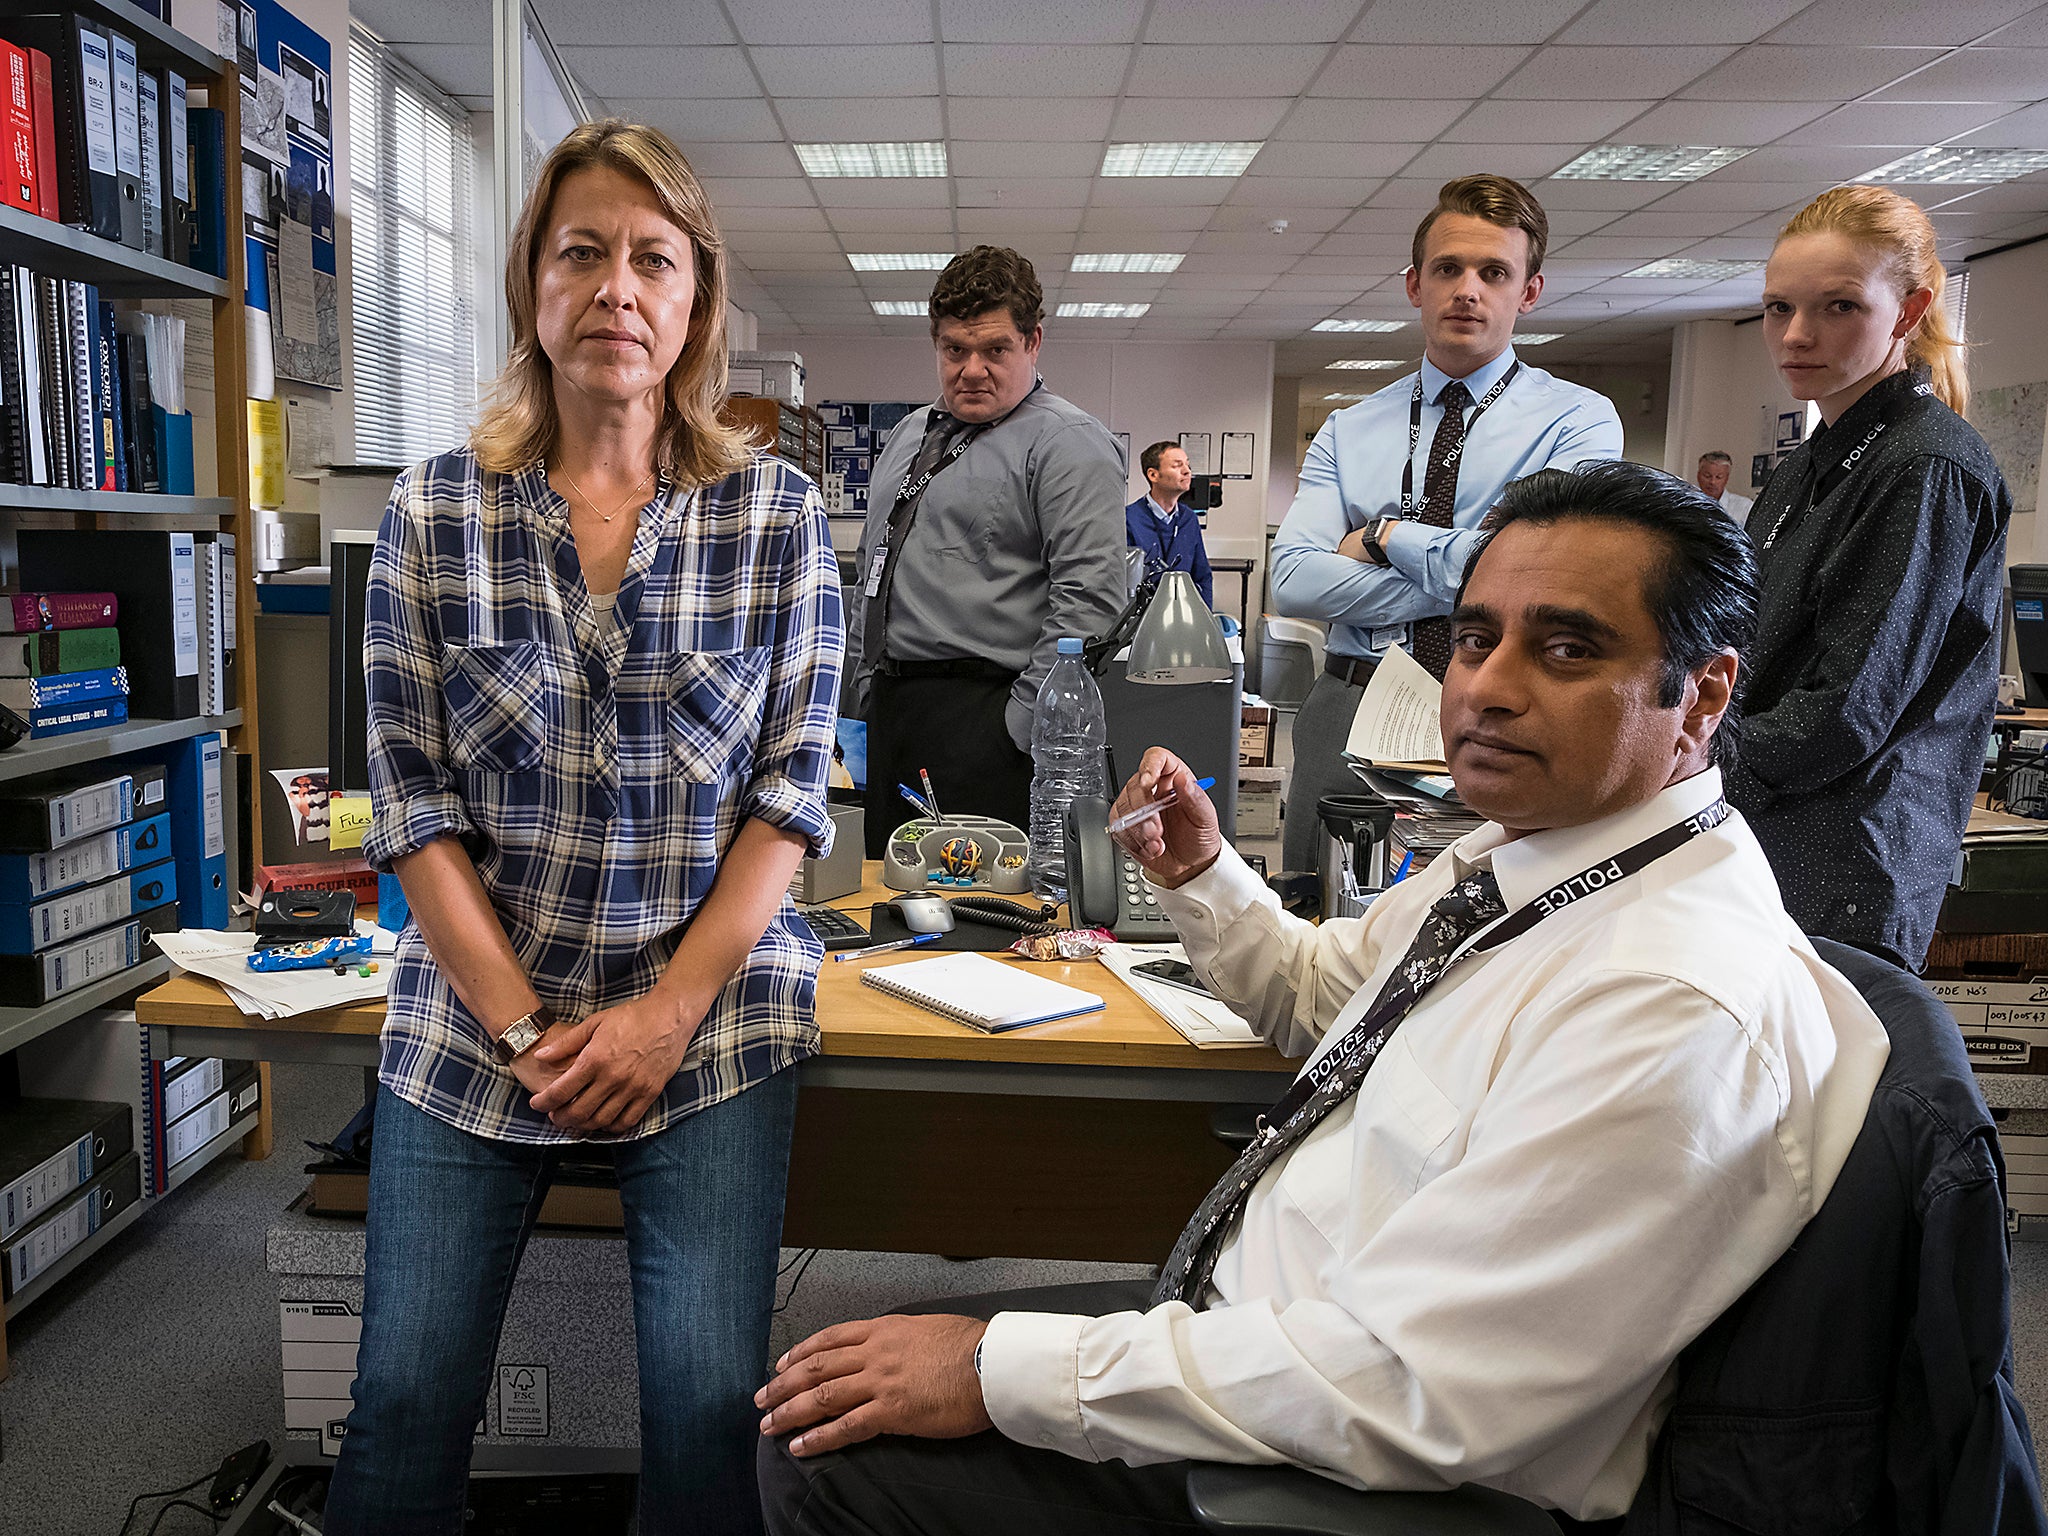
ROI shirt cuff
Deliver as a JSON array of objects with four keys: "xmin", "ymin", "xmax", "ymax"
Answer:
[
  {"xmin": 362, "ymin": 791, "xmax": 476, "ymax": 872},
  {"xmin": 980, "ymin": 1309, "xmax": 1099, "ymax": 1461},
  {"xmin": 1148, "ymin": 844, "xmax": 1271, "ymax": 954}
]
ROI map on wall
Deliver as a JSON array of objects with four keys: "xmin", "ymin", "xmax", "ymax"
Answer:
[{"xmin": 1971, "ymin": 380, "xmax": 2047, "ymax": 515}]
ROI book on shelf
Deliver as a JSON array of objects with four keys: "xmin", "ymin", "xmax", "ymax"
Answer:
[
  {"xmin": 0, "ymin": 623, "xmax": 117, "ymax": 676},
  {"xmin": 0, "ymin": 40, "xmax": 37, "ymax": 214},
  {"xmin": 0, "ymin": 661, "xmax": 126, "ymax": 713},
  {"xmin": 28, "ymin": 692, "xmax": 125, "ymax": 737},
  {"xmin": 0, "ymin": 15, "xmax": 122, "ymax": 243},
  {"xmin": 0, "ymin": 591, "xmax": 117, "ymax": 632}
]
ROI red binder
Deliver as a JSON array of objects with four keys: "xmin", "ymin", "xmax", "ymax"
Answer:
[{"xmin": 25, "ymin": 45, "xmax": 54, "ymax": 221}]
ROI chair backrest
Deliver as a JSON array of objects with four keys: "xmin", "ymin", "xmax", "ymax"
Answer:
[{"xmin": 1621, "ymin": 938, "xmax": 2041, "ymax": 1534}]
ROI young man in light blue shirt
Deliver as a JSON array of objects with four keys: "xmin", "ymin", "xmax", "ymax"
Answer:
[{"xmin": 1271, "ymin": 174, "xmax": 1624, "ymax": 872}]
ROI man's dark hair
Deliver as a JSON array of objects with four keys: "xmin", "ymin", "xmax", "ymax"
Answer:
[
  {"xmin": 1460, "ymin": 461, "xmax": 1758, "ymax": 765},
  {"xmin": 1140, "ymin": 440, "xmax": 1180, "ymax": 476},
  {"xmin": 929, "ymin": 246, "xmax": 1043, "ymax": 338},
  {"xmin": 1411, "ymin": 174, "xmax": 1549, "ymax": 279}
]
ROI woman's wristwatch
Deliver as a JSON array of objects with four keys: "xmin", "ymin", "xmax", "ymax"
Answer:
[{"xmin": 493, "ymin": 1003, "xmax": 559, "ymax": 1064}]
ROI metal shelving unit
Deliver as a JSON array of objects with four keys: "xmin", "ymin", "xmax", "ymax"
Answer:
[
  {"xmin": 0, "ymin": 710, "xmax": 240, "ymax": 786},
  {"xmin": 0, "ymin": 956, "xmax": 173, "ymax": 1059}
]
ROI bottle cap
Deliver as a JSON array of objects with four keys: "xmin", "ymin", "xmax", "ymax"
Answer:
[{"xmin": 1056, "ymin": 637, "xmax": 1084, "ymax": 655}]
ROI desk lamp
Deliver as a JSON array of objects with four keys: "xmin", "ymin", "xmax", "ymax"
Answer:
[{"xmin": 1126, "ymin": 570, "xmax": 1233, "ymax": 683}]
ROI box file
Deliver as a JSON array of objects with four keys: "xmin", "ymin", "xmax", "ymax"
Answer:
[
  {"xmin": 0, "ymin": 1096, "xmax": 129, "ymax": 1242},
  {"xmin": 0, "ymin": 810, "xmax": 165, "ymax": 903},
  {"xmin": 160, "ymin": 1055, "xmax": 225, "ymax": 1124},
  {"xmin": 2, "ymin": 1148, "xmax": 140, "ymax": 1298},
  {"xmin": 0, "ymin": 761, "xmax": 165, "ymax": 850},
  {"xmin": 0, "ymin": 898, "xmax": 175, "ymax": 1003},
  {"xmin": 158, "ymin": 731, "xmax": 227, "ymax": 928},
  {"xmin": 0, "ymin": 857, "xmax": 172, "ymax": 953},
  {"xmin": 0, "ymin": 15, "xmax": 121, "ymax": 241},
  {"xmin": 164, "ymin": 69, "xmax": 188, "ymax": 263},
  {"xmin": 105, "ymin": 29, "xmax": 141, "ymax": 247},
  {"xmin": 135, "ymin": 65, "xmax": 161, "ymax": 256},
  {"xmin": 163, "ymin": 1063, "xmax": 255, "ymax": 1174}
]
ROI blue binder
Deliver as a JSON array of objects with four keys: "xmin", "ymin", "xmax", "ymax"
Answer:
[{"xmin": 156, "ymin": 732, "xmax": 227, "ymax": 930}]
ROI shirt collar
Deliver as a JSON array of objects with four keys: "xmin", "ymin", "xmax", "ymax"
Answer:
[
  {"xmin": 1420, "ymin": 345, "xmax": 1518, "ymax": 408},
  {"xmin": 1147, "ymin": 493, "xmax": 1179, "ymax": 520},
  {"xmin": 1452, "ymin": 767, "xmax": 1726, "ymax": 913}
]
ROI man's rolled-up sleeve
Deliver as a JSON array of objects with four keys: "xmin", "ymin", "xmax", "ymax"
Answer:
[
  {"xmin": 362, "ymin": 477, "xmax": 476, "ymax": 872},
  {"xmin": 740, "ymin": 481, "xmax": 845, "ymax": 858}
]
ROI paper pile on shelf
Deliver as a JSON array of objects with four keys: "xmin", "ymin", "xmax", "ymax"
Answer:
[
  {"xmin": 153, "ymin": 921, "xmax": 396, "ymax": 1019},
  {"xmin": 1097, "ymin": 942, "xmax": 1262, "ymax": 1049}
]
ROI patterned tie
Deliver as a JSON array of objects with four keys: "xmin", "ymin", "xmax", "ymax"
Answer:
[
  {"xmin": 1407, "ymin": 380, "xmax": 1473, "ymax": 681},
  {"xmin": 1152, "ymin": 868, "xmax": 1507, "ymax": 1308}
]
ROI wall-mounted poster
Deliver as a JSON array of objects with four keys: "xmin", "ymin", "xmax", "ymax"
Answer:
[
  {"xmin": 1775, "ymin": 410, "xmax": 1802, "ymax": 450},
  {"xmin": 1750, "ymin": 453, "xmax": 1772, "ymax": 491},
  {"xmin": 1178, "ymin": 431, "xmax": 1213, "ymax": 476},
  {"xmin": 1220, "ymin": 431, "xmax": 1255, "ymax": 480},
  {"xmin": 218, "ymin": 0, "xmax": 339, "ymax": 390},
  {"xmin": 1969, "ymin": 380, "xmax": 2046, "ymax": 515}
]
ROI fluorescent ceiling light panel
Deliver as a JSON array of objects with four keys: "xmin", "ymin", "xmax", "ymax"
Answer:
[
  {"xmin": 1327, "ymin": 358, "xmax": 1402, "ymax": 369},
  {"xmin": 1553, "ymin": 145, "xmax": 1752, "ymax": 182},
  {"xmin": 1857, "ymin": 146, "xmax": 2048, "ymax": 185},
  {"xmin": 871, "ymin": 300, "xmax": 928, "ymax": 316},
  {"xmin": 1312, "ymin": 318, "xmax": 1407, "ymax": 333},
  {"xmin": 1056, "ymin": 302, "xmax": 1151, "ymax": 318},
  {"xmin": 796, "ymin": 142, "xmax": 947, "ymax": 177},
  {"xmin": 848, "ymin": 253, "xmax": 953, "ymax": 271},
  {"xmin": 1622, "ymin": 258, "xmax": 1763, "ymax": 281},
  {"xmin": 1511, "ymin": 332, "xmax": 1563, "ymax": 345},
  {"xmin": 1100, "ymin": 141, "xmax": 1263, "ymax": 177},
  {"xmin": 1071, "ymin": 253, "xmax": 1185, "ymax": 273}
]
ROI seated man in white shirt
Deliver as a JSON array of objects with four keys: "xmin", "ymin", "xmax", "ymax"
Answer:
[{"xmin": 755, "ymin": 460, "xmax": 1890, "ymax": 1533}]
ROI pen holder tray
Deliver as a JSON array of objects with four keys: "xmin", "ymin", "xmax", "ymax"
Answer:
[{"xmin": 882, "ymin": 815, "xmax": 1032, "ymax": 894}]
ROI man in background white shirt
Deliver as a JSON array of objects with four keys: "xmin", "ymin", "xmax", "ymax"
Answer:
[
  {"xmin": 756, "ymin": 462, "xmax": 1888, "ymax": 1532},
  {"xmin": 1696, "ymin": 450, "xmax": 1754, "ymax": 528}
]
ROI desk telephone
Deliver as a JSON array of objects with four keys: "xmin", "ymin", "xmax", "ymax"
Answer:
[{"xmin": 1064, "ymin": 794, "xmax": 1179, "ymax": 943}]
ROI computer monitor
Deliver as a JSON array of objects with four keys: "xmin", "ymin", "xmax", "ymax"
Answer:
[
  {"xmin": 329, "ymin": 532, "xmax": 378, "ymax": 798},
  {"xmin": 1181, "ymin": 475, "xmax": 1223, "ymax": 514},
  {"xmin": 2012, "ymin": 567, "xmax": 2048, "ymax": 708}
]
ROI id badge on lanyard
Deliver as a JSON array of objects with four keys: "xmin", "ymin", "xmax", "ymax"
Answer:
[{"xmin": 866, "ymin": 430, "xmax": 977, "ymax": 599}]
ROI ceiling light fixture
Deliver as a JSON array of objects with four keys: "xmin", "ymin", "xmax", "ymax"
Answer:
[
  {"xmin": 796, "ymin": 141, "xmax": 947, "ymax": 178},
  {"xmin": 1056, "ymin": 302, "xmax": 1151, "ymax": 318},
  {"xmin": 1553, "ymin": 145, "xmax": 1752, "ymax": 182},
  {"xmin": 848, "ymin": 253, "xmax": 953, "ymax": 271},
  {"xmin": 1312, "ymin": 318, "xmax": 1407, "ymax": 333},
  {"xmin": 1621, "ymin": 258, "xmax": 1763, "ymax": 281},
  {"xmin": 871, "ymin": 300, "xmax": 928, "ymax": 316},
  {"xmin": 1326, "ymin": 358, "xmax": 1402, "ymax": 369},
  {"xmin": 1511, "ymin": 332, "xmax": 1563, "ymax": 345},
  {"xmin": 1071, "ymin": 253, "xmax": 1185, "ymax": 273},
  {"xmin": 1100, "ymin": 141, "xmax": 1263, "ymax": 177},
  {"xmin": 1857, "ymin": 146, "xmax": 2048, "ymax": 184}
]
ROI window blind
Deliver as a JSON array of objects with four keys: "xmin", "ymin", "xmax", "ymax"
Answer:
[{"xmin": 348, "ymin": 27, "xmax": 478, "ymax": 465}]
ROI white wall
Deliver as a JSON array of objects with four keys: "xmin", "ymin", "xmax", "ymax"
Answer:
[
  {"xmin": 1549, "ymin": 360, "xmax": 1669, "ymax": 468},
  {"xmin": 774, "ymin": 334, "xmax": 1277, "ymax": 614}
]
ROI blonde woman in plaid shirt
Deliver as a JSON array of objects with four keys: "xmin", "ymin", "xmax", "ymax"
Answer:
[{"xmin": 324, "ymin": 122, "xmax": 842, "ymax": 1536}]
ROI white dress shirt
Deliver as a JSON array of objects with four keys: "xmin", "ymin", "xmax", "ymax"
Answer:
[
  {"xmin": 1719, "ymin": 489, "xmax": 1754, "ymax": 527},
  {"xmin": 979, "ymin": 769, "xmax": 1888, "ymax": 1520}
]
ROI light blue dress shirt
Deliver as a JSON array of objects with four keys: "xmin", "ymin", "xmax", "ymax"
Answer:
[{"xmin": 1271, "ymin": 348, "xmax": 1625, "ymax": 663}]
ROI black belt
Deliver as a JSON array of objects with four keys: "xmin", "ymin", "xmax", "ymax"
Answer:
[
  {"xmin": 1325, "ymin": 652, "xmax": 1379, "ymax": 688},
  {"xmin": 879, "ymin": 655, "xmax": 1016, "ymax": 681}
]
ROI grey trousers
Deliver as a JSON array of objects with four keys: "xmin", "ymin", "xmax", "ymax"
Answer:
[
  {"xmin": 757, "ymin": 1279, "xmax": 1203, "ymax": 1535},
  {"xmin": 1282, "ymin": 669, "xmax": 1371, "ymax": 874}
]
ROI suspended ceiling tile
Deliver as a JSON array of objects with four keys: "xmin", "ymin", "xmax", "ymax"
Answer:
[
  {"xmin": 948, "ymin": 97, "xmax": 1117, "ymax": 140},
  {"xmin": 354, "ymin": 0, "xmax": 487, "ymax": 44},
  {"xmin": 951, "ymin": 142, "xmax": 1104, "ymax": 178},
  {"xmin": 1615, "ymin": 98, "xmax": 1835, "ymax": 144},
  {"xmin": 1703, "ymin": 145, "xmax": 1902, "ymax": 180},
  {"xmin": 826, "ymin": 208, "xmax": 956, "ymax": 232},
  {"xmin": 1367, "ymin": 177, "xmax": 1460, "ymax": 208},
  {"xmin": 1080, "ymin": 206, "xmax": 1217, "ymax": 231},
  {"xmin": 1986, "ymin": 7, "xmax": 2048, "ymax": 43},
  {"xmin": 555, "ymin": 45, "xmax": 761, "ymax": 98},
  {"xmin": 606, "ymin": 97, "xmax": 785, "ymax": 144},
  {"xmin": 772, "ymin": 97, "xmax": 946, "ymax": 140},
  {"xmin": 674, "ymin": 142, "xmax": 804, "ymax": 178},
  {"xmin": 1276, "ymin": 97, "xmax": 1477, "ymax": 142},
  {"xmin": 1555, "ymin": 0, "xmax": 1814, "ymax": 45},
  {"xmin": 1243, "ymin": 142, "xmax": 1417, "ymax": 179},
  {"xmin": 1189, "ymin": 229, "xmax": 1323, "ymax": 255},
  {"xmin": 813, "ymin": 180, "xmax": 956, "ymax": 208},
  {"xmin": 938, "ymin": 0, "xmax": 1147, "ymax": 42},
  {"xmin": 1111, "ymin": 96, "xmax": 1296, "ymax": 140},
  {"xmin": 964, "ymin": 207, "xmax": 1088, "ymax": 233},
  {"xmin": 1401, "ymin": 143, "xmax": 1581, "ymax": 180},
  {"xmin": 1441, "ymin": 99, "xmax": 1657, "ymax": 143},
  {"xmin": 718, "ymin": 207, "xmax": 834, "ymax": 233},
  {"xmin": 1771, "ymin": 0, "xmax": 2041, "ymax": 45},
  {"xmin": 1652, "ymin": 179, "xmax": 1828, "ymax": 211},
  {"xmin": 1781, "ymin": 101, "xmax": 2034, "ymax": 146},
  {"xmin": 529, "ymin": 0, "xmax": 735, "ymax": 45},
  {"xmin": 1596, "ymin": 209, "xmax": 1760, "ymax": 238},
  {"xmin": 751, "ymin": 45, "xmax": 939, "ymax": 97},
  {"xmin": 1869, "ymin": 47, "xmax": 2048, "ymax": 102},
  {"xmin": 1209, "ymin": 205, "xmax": 1353, "ymax": 233},
  {"xmin": 1953, "ymin": 101, "xmax": 2048, "ymax": 149},
  {"xmin": 955, "ymin": 177, "xmax": 1096, "ymax": 207},
  {"xmin": 1144, "ymin": 0, "xmax": 1364, "ymax": 43},
  {"xmin": 1678, "ymin": 45, "xmax": 1942, "ymax": 100},
  {"xmin": 1346, "ymin": 0, "xmax": 1587, "ymax": 44},
  {"xmin": 700, "ymin": 177, "xmax": 816, "ymax": 208},
  {"xmin": 1310, "ymin": 231, "xmax": 1417, "ymax": 257},
  {"xmin": 721, "ymin": 0, "xmax": 932, "ymax": 43},
  {"xmin": 943, "ymin": 45, "xmax": 1134, "ymax": 96},
  {"xmin": 1225, "ymin": 175, "xmax": 1384, "ymax": 207},
  {"xmin": 1497, "ymin": 46, "xmax": 1736, "ymax": 99},
  {"xmin": 1089, "ymin": 178, "xmax": 1239, "ymax": 206},
  {"xmin": 1313, "ymin": 46, "xmax": 1533, "ymax": 99},
  {"xmin": 1535, "ymin": 180, "xmax": 1676, "ymax": 211},
  {"xmin": 1123, "ymin": 44, "xmax": 1329, "ymax": 97},
  {"xmin": 385, "ymin": 43, "xmax": 494, "ymax": 97}
]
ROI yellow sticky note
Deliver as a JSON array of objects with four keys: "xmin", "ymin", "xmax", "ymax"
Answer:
[{"xmin": 329, "ymin": 795, "xmax": 373, "ymax": 851}]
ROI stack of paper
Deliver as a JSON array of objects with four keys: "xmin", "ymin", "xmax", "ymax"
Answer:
[
  {"xmin": 154, "ymin": 921, "xmax": 396, "ymax": 1019},
  {"xmin": 1342, "ymin": 645, "xmax": 1449, "ymax": 773},
  {"xmin": 1098, "ymin": 942, "xmax": 1262, "ymax": 1049}
]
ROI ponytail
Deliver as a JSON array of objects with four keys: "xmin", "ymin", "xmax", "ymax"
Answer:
[{"xmin": 1778, "ymin": 185, "xmax": 1970, "ymax": 417}]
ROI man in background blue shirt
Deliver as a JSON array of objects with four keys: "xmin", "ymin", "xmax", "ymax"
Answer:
[
  {"xmin": 1271, "ymin": 174, "xmax": 1624, "ymax": 871},
  {"xmin": 1125, "ymin": 440, "xmax": 1213, "ymax": 607}
]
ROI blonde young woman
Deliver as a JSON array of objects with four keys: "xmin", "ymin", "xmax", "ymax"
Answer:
[
  {"xmin": 1727, "ymin": 185, "xmax": 2010, "ymax": 970},
  {"xmin": 324, "ymin": 122, "xmax": 841, "ymax": 1536}
]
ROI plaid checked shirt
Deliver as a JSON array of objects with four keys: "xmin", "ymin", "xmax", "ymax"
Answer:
[{"xmin": 363, "ymin": 448, "xmax": 843, "ymax": 1144}]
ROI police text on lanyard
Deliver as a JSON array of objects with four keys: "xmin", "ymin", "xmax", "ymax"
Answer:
[
  {"xmin": 1399, "ymin": 362, "xmax": 1523, "ymax": 520},
  {"xmin": 1758, "ymin": 374, "xmax": 1934, "ymax": 554},
  {"xmin": 863, "ymin": 427, "xmax": 983, "ymax": 600}
]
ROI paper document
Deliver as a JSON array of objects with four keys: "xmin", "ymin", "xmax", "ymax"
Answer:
[
  {"xmin": 1098, "ymin": 943, "xmax": 1262, "ymax": 1049},
  {"xmin": 153, "ymin": 921, "xmax": 397, "ymax": 1020},
  {"xmin": 1343, "ymin": 644, "xmax": 1447, "ymax": 771}
]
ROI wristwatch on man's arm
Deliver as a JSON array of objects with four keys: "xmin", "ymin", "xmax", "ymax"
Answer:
[
  {"xmin": 492, "ymin": 1003, "xmax": 559, "ymax": 1065},
  {"xmin": 1362, "ymin": 517, "xmax": 1398, "ymax": 567}
]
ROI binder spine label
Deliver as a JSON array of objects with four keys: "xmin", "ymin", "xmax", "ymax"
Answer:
[
  {"xmin": 108, "ymin": 34, "xmax": 139, "ymax": 178},
  {"xmin": 171, "ymin": 531, "xmax": 199, "ymax": 677},
  {"xmin": 201, "ymin": 736, "xmax": 224, "ymax": 857},
  {"xmin": 41, "ymin": 920, "xmax": 139, "ymax": 997},
  {"xmin": 0, "ymin": 1132, "xmax": 91, "ymax": 1240},
  {"xmin": 33, "ymin": 833, "xmax": 120, "ymax": 896},
  {"xmin": 163, "ymin": 1058, "xmax": 223, "ymax": 1123},
  {"xmin": 76, "ymin": 30, "xmax": 114, "ymax": 177},
  {"xmin": 165, "ymin": 1090, "xmax": 229, "ymax": 1168},
  {"xmin": 50, "ymin": 774, "xmax": 134, "ymax": 844},
  {"xmin": 7, "ymin": 1183, "xmax": 105, "ymax": 1292},
  {"xmin": 168, "ymin": 72, "xmax": 187, "ymax": 203},
  {"xmin": 30, "ymin": 862, "xmax": 162, "ymax": 947}
]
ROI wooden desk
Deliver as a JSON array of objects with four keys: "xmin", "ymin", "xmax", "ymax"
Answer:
[{"xmin": 135, "ymin": 868, "xmax": 1299, "ymax": 1263}]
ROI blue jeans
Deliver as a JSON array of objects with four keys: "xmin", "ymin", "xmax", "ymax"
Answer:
[{"xmin": 323, "ymin": 1069, "xmax": 799, "ymax": 1536}]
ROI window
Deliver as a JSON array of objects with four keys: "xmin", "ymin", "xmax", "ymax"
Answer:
[{"xmin": 348, "ymin": 27, "xmax": 478, "ymax": 465}]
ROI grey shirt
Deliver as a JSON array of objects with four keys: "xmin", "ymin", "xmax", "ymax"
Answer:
[{"xmin": 847, "ymin": 381, "xmax": 1128, "ymax": 749}]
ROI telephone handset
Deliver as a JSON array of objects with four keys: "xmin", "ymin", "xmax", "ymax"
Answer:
[{"xmin": 1064, "ymin": 794, "xmax": 1179, "ymax": 943}]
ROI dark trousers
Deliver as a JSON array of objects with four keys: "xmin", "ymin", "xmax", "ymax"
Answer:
[
  {"xmin": 864, "ymin": 666, "xmax": 1035, "ymax": 857},
  {"xmin": 1282, "ymin": 669, "xmax": 1370, "ymax": 873},
  {"xmin": 758, "ymin": 1280, "xmax": 1203, "ymax": 1535}
]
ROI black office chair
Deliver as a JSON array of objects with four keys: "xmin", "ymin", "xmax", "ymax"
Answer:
[{"xmin": 1185, "ymin": 937, "xmax": 2042, "ymax": 1536}]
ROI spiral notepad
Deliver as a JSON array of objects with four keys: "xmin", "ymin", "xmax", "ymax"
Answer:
[{"xmin": 858, "ymin": 952, "xmax": 1105, "ymax": 1033}]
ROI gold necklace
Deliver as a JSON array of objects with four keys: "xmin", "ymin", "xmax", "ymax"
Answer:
[{"xmin": 558, "ymin": 463, "xmax": 653, "ymax": 524}]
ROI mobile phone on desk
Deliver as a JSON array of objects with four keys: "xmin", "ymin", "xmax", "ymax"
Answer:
[{"xmin": 1131, "ymin": 957, "xmax": 1214, "ymax": 999}]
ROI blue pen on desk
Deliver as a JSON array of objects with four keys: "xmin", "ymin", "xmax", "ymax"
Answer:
[
  {"xmin": 833, "ymin": 932, "xmax": 942, "ymax": 963},
  {"xmin": 1103, "ymin": 776, "xmax": 1218, "ymax": 837}
]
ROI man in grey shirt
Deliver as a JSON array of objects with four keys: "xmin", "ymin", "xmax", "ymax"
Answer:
[{"xmin": 847, "ymin": 246, "xmax": 1127, "ymax": 856}]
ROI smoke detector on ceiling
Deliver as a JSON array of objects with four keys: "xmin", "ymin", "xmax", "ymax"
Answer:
[{"xmin": 1268, "ymin": 218, "xmax": 1290, "ymax": 235}]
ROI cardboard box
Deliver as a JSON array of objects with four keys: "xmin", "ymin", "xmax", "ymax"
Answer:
[
  {"xmin": 1929, "ymin": 978, "xmax": 2048, "ymax": 1075},
  {"xmin": 1240, "ymin": 704, "xmax": 1275, "ymax": 767},
  {"xmin": 727, "ymin": 350, "xmax": 805, "ymax": 407},
  {"xmin": 259, "ymin": 858, "xmax": 378, "ymax": 907},
  {"xmin": 1238, "ymin": 767, "xmax": 1284, "ymax": 839}
]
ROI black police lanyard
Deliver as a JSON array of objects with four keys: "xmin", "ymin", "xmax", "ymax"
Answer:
[
  {"xmin": 1398, "ymin": 362, "xmax": 1523, "ymax": 520},
  {"xmin": 1256, "ymin": 796, "xmax": 1731, "ymax": 1140},
  {"xmin": 863, "ymin": 425, "xmax": 983, "ymax": 599},
  {"xmin": 1758, "ymin": 373, "xmax": 1933, "ymax": 554}
]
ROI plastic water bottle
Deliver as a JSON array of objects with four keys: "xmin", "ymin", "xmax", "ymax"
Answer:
[{"xmin": 1028, "ymin": 637, "xmax": 1109, "ymax": 901}]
